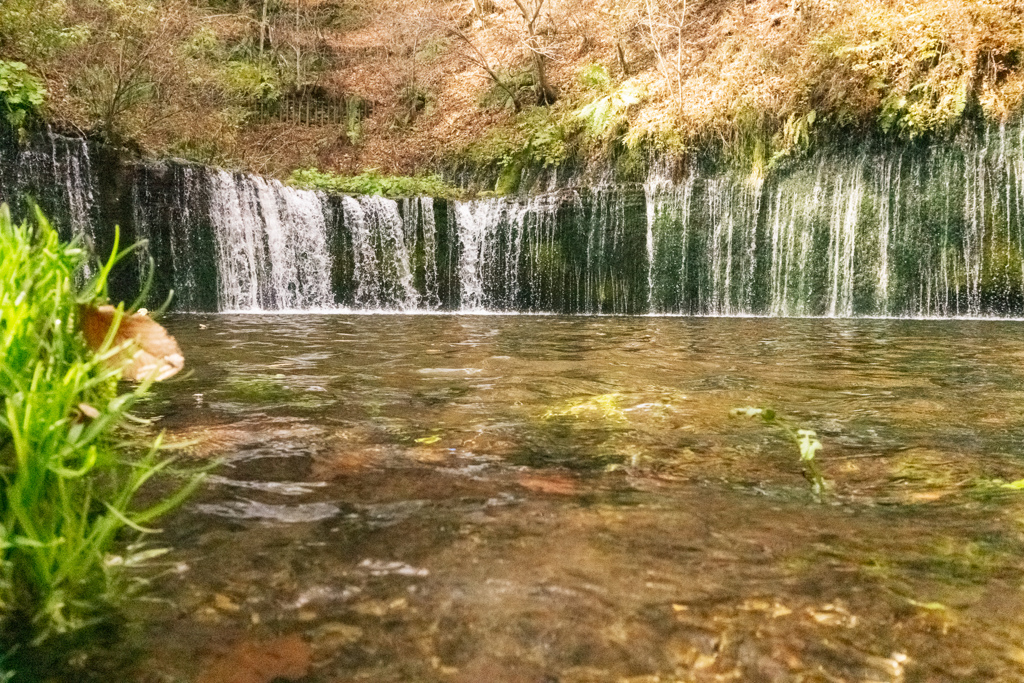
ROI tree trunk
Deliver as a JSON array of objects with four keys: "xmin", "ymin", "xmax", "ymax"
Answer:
[
  {"xmin": 513, "ymin": 0, "xmax": 556, "ymax": 104},
  {"xmin": 259, "ymin": 0, "xmax": 269, "ymax": 58},
  {"xmin": 616, "ymin": 41, "xmax": 629, "ymax": 76},
  {"xmin": 531, "ymin": 46, "xmax": 555, "ymax": 105}
]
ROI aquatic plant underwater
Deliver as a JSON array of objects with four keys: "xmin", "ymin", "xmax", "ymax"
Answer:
[
  {"xmin": 731, "ymin": 407, "xmax": 828, "ymax": 502},
  {"xmin": 0, "ymin": 204, "xmax": 202, "ymax": 679}
]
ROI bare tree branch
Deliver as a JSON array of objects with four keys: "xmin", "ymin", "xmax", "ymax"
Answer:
[{"xmin": 447, "ymin": 24, "xmax": 522, "ymax": 111}]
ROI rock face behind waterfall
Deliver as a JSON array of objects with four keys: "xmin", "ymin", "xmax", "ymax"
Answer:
[{"xmin": 3, "ymin": 123, "xmax": 1024, "ymax": 318}]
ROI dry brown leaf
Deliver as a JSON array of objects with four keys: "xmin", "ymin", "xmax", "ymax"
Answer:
[
  {"xmin": 197, "ymin": 635, "xmax": 311, "ymax": 683},
  {"xmin": 517, "ymin": 473, "xmax": 578, "ymax": 495},
  {"xmin": 77, "ymin": 403, "xmax": 100, "ymax": 419},
  {"xmin": 80, "ymin": 305, "xmax": 185, "ymax": 381}
]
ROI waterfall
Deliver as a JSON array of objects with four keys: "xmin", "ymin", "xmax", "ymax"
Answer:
[
  {"xmin": 646, "ymin": 166, "xmax": 695, "ymax": 313},
  {"xmin": 5, "ymin": 122, "xmax": 1024, "ymax": 317},
  {"xmin": 451, "ymin": 199, "xmax": 492, "ymax": 311},
  {"xmin": 0, "ymin": 128, "xmax": 96, "ymax": 247},
  {"xmin": 132, "ymin": 163, "xmax": 212, "ymax": 311},
  {"xmin": 52, "ymin": 135, "xmax": 96, "ymax": 245},
  {"xmin": 402, "ymin": 197, "xmax": 441, "ymax": 309},
  {"xmin": 208, "ymin": 171, "xmax": 332, "ymax": 311},
  {"xmin": 139, "ymin": 119, "xmax": 1024, "ymax": 317},
  {"xmin": 826, "ymin": 162, "xmax": 864, "ymax": 317},
  {"xmin": 450, "ymin": 194, "xmax": 560, "ymax": 312},
  {"xmin": 341, "ymin": 195, "xmax": 418, "ymax": 309},
  {"xmin": 451, "ymin": 188, "xmax": 647, "ymax": 313}
]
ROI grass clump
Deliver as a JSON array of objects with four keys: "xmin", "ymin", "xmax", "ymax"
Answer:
[
  {"xmin": 288, "ymin": 168, "xmax": 461, "ymax": 198},
  {"xmin": 0, "ymin": 204, "xmax": 202, "ymax": 678}
]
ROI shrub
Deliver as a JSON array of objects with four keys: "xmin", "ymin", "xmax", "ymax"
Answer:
[
  {"xmin": 220, "ymin": 60, "xmax": 280, "ymax": 105},
  {"xmin": 0, "ymin": 205, "xmax": 202, "ymax": 678},
  {"xmin": 0, "ymin": 61, "xmax": 45, "ymax": 133},
  {"xmin": 0, "ymin": 0, "xmax": 89, "ymax": 62}
]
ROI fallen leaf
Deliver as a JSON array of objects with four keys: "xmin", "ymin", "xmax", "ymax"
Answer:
[
  {"xmin": 197, "ymin": 635, "xmax": 311, "ymax": 683},
  {"xmin": 806, "ymin": 602, "xmax": 858, "ymax": 627},
  {"xmin": 80, "ymin": 305, "xmax": 184, "ymax": 381},
  {"xmin": 78, "ymin": 403, "xmax": 100, "ymax": 419},
  {"xmin": 213, "ymin": 593, "xmax": 240, "ymax": 612},
  {"xmin": 517, "ymin": 473, "xmax": 578, "ymax": 495},
  {"xmin": 310, "ymin": 622, "xmax": 363, "ymax": 653}
]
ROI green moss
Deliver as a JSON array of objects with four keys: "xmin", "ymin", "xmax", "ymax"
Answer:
[
  {"xmin": 494, "ymin": 160, "xmax": 523, "ymax": 195},
  {"xmin": 288, "ymin": 168, "xmax": 462, "ymax": 199},
  {"xmin": 225, "ymin": 374, "xmax": 295, "ymax": 402}
]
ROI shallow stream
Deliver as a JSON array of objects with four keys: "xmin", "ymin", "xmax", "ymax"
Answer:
[{"xmin": 138, "ymin": 315, "xmax": 1024, "ymax": 682}]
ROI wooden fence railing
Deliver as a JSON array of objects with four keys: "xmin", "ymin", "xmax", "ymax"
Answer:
[{"xmin": 257, "ymin": 93, "xmax": 368, "ymax": 126}]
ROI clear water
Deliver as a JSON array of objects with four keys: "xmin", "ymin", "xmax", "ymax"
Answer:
[{"xmin": 139, "ymin": 315, "xmax": 1024, "ymax": 682}]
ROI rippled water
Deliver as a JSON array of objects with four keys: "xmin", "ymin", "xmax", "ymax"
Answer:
[{"xmin": 137, "ymin": 315, "xmax": 1024, "ymax": 682}]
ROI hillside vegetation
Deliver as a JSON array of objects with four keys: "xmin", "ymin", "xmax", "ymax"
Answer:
[{"xmin": 2, "ymin": 0, "xmax": 1023, "ymax": 181}]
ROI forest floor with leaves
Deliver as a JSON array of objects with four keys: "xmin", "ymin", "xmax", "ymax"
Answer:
[{"xmin": 2, "ymin": 0, "xmax": 1023, "ymax": 181}]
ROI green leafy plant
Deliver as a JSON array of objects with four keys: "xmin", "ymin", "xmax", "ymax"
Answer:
[
  {"xmin": 220, "ymin": 60, "xmax": 280, "ymax": 106},
  {"xmin": 578, "ymin": 63, "xmax": 611, "ymax": 92},
  {"xmin": 576, "ymin": 86, "xmax": 640, "ymax": 139},
  {"xmin": 0, "ymin": 61, "xmax": 45, "ymax": 133},
  {"xmin": 730, "ymin": 407, "xmax": 827, "ymax": 501},
  {"xmin": 288, "ymin": 168, "xmax": 461, "ymax": 198},
  {"xmin": 768, "ymin": 109, "xmax": 817, "ymax": 168},
  {"xmin": 0, "ymin": 204, "xmax": 203, "ymax": 677}
]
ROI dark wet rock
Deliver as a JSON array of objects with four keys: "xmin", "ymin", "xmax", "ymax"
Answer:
[{"xmin": 735, "ymin": 638, "xmax": 791, "ymax": 682}]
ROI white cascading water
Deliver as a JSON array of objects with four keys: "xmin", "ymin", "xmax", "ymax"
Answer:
[
  {"xmin": 341, "ymin": 194, "xmax": 418, "ymax": 309},
  {"xmin": 643, "ymin": 174, "xmax": 659, "ymax": 310},
  {"xmin": 451, "ymin": 199, "xmax": 492, "ymax": 311},
  {"xmin": 873, "ymin": 155, "xmax": 899, "ymax": 315},
  {"xmin": 586, "ymin": 185, "xmax": 635, "ymax": 314},
  {"xmin": 639, "ymin": 132, "xmax": 1024, "ymax": 317},
  {"xmin": 455, "ymin": 191, "xmax": 621, "ymax": 312},
  {"xmin": 707, "ymin": 176, "xmax": 765, "ymax": 316},
  {"xmin": 166, "ymin": 166, "xmax": 207, "ymax": 310},
  {"xmin": 132, "ymin": 162, "xmax": 209, "ymax": 310},
  {"xmin": 5, "ymin": 130, "xmax": 97, "ymax": 246},
  {"xmin": 826, "ymin": 163, "xmax": 865, "ymax": 317},
  {"xmin": 52, "ymin": 135, "xmax": 96, "ymax": 245},
  {"xmin": 209, "ymin": 170, "xmax": 267, "ymax": 310},
  {"xmin": 645, "ymin": 166, "xmax": 695, "ymax": 313},
  {"xmin": 402, "ymin": 197, "xmax": 441, "ymax": 308},
  {"xmin": 452, "ymin": 196, "xmax": 542, "ymax": 311},
  {"xmin": 766, "ymin": 169, "xmax": 822, "ymax": 318},
  {"xmin": 256, "ymin": 177, "xmax": 333, "ymax": 310},
  {"xmin": 208, "ymin": 170, "xmax": 332, "ymax": 311}
]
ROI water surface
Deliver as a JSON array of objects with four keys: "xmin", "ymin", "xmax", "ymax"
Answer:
[{"xmin": 139, "ymin": 315, "xmax": 1024, "ymax": 682}]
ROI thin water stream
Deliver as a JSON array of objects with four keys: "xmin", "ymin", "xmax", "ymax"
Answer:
[{"xmin": 137, "ymin": 314, "xmax": 1024, "ymax": 682}]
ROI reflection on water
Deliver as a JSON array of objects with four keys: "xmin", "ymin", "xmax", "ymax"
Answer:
[{"xmin": 138, "ymin": 315, "xmax": 1024, "ymax": 682}]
